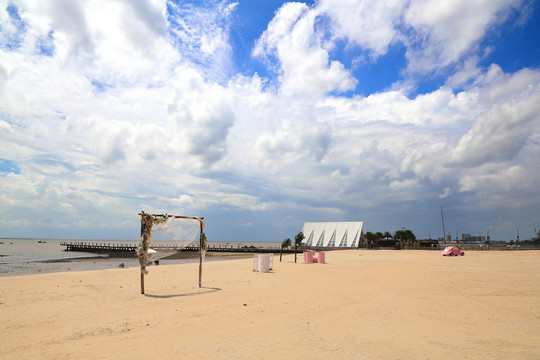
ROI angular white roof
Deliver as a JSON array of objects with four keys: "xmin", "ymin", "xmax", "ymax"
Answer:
[{"xmin": 302, "ymin": 221, "xmax": 364, "ymax": 248}]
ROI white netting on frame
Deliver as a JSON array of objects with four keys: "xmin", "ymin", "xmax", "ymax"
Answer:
[
  {"xmin": 137, "ymin": 212, "xmax": 204, "ymax": 274},
  {"xmin": 149, "ymin": 217, "xmax": 202, "ymax": 262}
]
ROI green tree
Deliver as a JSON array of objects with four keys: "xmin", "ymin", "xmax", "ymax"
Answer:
[
  {"xmin": 280, "ymin": 238, "xmax": 291, "ymax": 262},
  {"xmin": 294, "ymin": 231, "xmax": 305, "ymax": 263},
  {"xmin": 383, "ymin": 231, "xmax": 392, "ymax": 240},
  {"xmin": 364, "ymin": 231, "xmax": 378, "ymax": 248},
  {"xmin": 363, "ymin": 231, "xmax": 372, "ymax": 244},
  {"xmin": 394, "ymin": 229, "xmax": 416, "ymax": 247}
]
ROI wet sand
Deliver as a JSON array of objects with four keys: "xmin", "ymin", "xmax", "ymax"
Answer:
[{"xmin": 0, "ymin": 250, "xmax": 538, "ymax": 359}]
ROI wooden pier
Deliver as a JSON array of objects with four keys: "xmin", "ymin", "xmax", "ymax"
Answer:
[{"xmin": 60, "ymin": 242, "xmax": 296, "ymax": 254}]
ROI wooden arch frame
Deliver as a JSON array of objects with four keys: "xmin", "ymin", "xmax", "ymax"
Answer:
[{"xmin": 138, "ymin": 212, "xmax": 205, "ymax": 294}]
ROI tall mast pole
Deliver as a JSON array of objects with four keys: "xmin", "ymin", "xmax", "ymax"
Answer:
[{"xmin": 441, "ymin": 205, "xmax": 446, "ymax": 247}]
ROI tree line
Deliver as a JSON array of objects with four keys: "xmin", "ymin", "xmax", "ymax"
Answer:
[
  {"xmin": 279, "ymin": 229, "xmax": 418, "ymax": 260},
  {"xmin": 364, "ymin": 229, "xmax": 417, "ymax": 248}
]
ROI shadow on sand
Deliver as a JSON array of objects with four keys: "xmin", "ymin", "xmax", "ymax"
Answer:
[{"xmin": 143, "ymin": 287, "xmax": 222, "ymax": 299}]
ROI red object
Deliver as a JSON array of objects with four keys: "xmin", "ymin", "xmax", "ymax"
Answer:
[
  {"xmin": 442, "ymin": 246, "xmax": 465, "ymax": 256},
  {"xmin": 303, "ymin": 251, "xmax": 314, "ymax": 263},
  {"xmin": 303, "ymin": 251, "xmax": 326, "ymax": 263}
]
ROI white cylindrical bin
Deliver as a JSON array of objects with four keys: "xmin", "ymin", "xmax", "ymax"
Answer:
[
  {"xmin": 258, "ymin": 254, "xmax": 270, "ymax": 273},
  {"xmin": 253, "ymin": 254, "xmax": 259, "ymax": 272}
]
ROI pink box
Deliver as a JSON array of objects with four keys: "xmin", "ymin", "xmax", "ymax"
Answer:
[
  {"xmin": 317, "ymin": 252, "xmax": 325, "ymax": 263},
  {"xmin": 303, "ymin": 251, "xmax": 314, "ymax": 263}
]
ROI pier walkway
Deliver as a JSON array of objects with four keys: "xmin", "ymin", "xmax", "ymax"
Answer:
[{"xmin": 60, "ymin": 242, "xmax": 296, "ymax": 254}]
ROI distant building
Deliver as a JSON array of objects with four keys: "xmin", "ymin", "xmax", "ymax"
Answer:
[
  {"xmin": 530, "ymin": 228, "xmax": 540, "ymax": 242},
  {"xmin": 461, "ymin": 234, "xmax": 486, "ymax": 242},
  {"xmin": 438, "ymin": 235, "xmax": 452, "ymax": 242},
  {"xmin": 302, "ymin": 222, "xmax": 364, "ymax": 248},
  {"xmin": 439, "ymin": 234, "xmax": 487, "ymax": 243},
  {"xmin": 461, "ymin": 234, "xmax": 489, "ymax": 242}
]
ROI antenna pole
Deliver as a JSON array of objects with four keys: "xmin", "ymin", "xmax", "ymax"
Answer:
[{"xmin": 441, "ymin": 205, "xmax": 446, "ymax": 247}]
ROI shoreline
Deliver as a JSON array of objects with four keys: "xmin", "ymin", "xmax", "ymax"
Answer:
[
  {"xmin": 0, "ymin": 251, "xmax": 253, "ymax": 278},
  {"xmin": 0, "ymin": 238, "xmax": 274, "ymax": 278}
]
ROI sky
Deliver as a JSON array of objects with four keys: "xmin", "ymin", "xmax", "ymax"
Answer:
[{"xmin": 1, "ymin": 0, "xmax": 539, "ymax": 242}]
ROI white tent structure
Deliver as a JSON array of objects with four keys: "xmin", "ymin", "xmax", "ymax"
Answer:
[{"xmin": 302, "ymin": 222, "xmax": 364, "ymax": 248}]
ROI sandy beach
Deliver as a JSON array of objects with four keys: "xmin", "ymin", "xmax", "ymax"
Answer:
[{"xmin": 1, "ymin": 250, "xmax": 538, "ymax": 359}]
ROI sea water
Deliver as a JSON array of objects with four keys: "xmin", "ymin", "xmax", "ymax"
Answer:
[{"xmin": 0, "ymin": 238, "xmax": 281, "ymax": 277}]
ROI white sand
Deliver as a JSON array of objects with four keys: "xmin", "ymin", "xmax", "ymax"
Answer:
[{"xmin": 1, "ymin": 250, "xmax": 538, "ymax": 359}]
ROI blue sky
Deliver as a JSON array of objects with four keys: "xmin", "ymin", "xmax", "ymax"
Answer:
[{"xmin": 0, "ymin": 0, "xmax": 539, "ymax": 242}]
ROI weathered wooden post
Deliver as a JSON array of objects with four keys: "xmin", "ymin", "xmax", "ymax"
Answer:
[
  {"xmin": 141, "ymin": 273, "xmax": 145, "ymax": 294},
  {"xmin": 140, "ymin": 219, "xmax": 145, "ymax": 295},
  {"xmin": 199, "ymin": 220, "xmax": 203, "ymax": 288}
]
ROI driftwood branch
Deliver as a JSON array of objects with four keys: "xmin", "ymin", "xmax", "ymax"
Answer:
[{"xmin": 138, "ymin": 213, "xmax": 204, "ymax": 220}]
